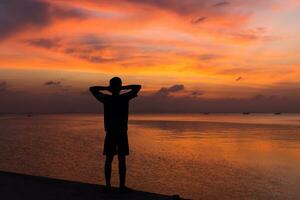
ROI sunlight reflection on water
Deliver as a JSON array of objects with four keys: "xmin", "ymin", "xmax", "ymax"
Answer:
[{"xmin": 0, "ymin": 114, "xmax": 300, "ymax": 199}]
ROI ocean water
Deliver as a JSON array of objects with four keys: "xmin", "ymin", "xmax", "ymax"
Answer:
[{"xmin": 0, "ymin": 114, "xmax": 300, "ymax": 199}]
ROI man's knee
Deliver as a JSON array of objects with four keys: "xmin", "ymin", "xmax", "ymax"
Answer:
[
  {"xmin": 118, "ymin": 155, "xmax": 126, "ymax": 164},
  {"xmin": 106, "ymin": 155, "xmax": 114, "ymax": 164}
]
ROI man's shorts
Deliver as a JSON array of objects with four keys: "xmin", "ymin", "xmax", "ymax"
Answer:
[{"xmin": 103, "ymin": 131, "xmax": 129, "ymax": 156}]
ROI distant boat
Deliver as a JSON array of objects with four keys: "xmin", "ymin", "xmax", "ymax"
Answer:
[
  {"xmin": 274, "ymin": 112, "xmax": 282, "ymax": 115},
  {"xmin": 203, "ymin": 112, "xmax": 209, "ymax": 115},
  {"xmin": 243, "ymin": 112, "xmax": 250, "ymax": 115}
]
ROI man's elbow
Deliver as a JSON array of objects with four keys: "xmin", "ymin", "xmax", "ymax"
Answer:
[
  {"xmin": 89, "ymin": 86, "xmax": 95, "ymax": 93},
  {"xmin": 136, "ymin": 85, "xmax": 142, "ymax": 92}
]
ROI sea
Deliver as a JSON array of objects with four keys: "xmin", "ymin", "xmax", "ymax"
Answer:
[{"xmin": 0, "ymin": 113, "xmax": 300, "ymax": 199}]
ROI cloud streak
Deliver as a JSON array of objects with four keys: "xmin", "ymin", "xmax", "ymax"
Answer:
[
  {"xmin": 213, "ymin": 1, "xmax": 230, "ymax": 7},
  {"xmin": 191, "ymin": 17, "xmax": 207, "ymax": 24},
  {"xmin": 235, "ymin": 76, "xmax": 243, "ymax": 81},
  {"xmin": 26, "ymin": 38, "xmax": 61, "ymax": 49},
  {"xmin": 44, "ymin": 81, "xmax": 61, "ymax": 86},
  {"xmin": 0, "ymin": 0, "xmax": 86, "ymax": 40}
]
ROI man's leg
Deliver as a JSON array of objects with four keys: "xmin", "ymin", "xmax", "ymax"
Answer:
[
  {"xmin": 118, "ymin": 154, "xmax": 126, "ymax": 188},
  {"xmin": 105, "ymin": 155, "xmax": 114, "ymax": 187}
]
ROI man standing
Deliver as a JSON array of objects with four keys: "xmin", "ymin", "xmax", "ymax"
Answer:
[{"xmin": 89, "ymin": 77, "xmax": 141, "ymax": 192}]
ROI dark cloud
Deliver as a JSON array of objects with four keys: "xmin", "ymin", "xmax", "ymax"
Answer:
[
  {"xmin": 132, "ymin": 94, "xmax": 300, "ymax": 113},
  {"xmin": 191, "ymin": 17, "xmax": 207, "ymax": 24},
  {"xmin": 213, "ymin": 1, "xmax": 230, "ymax": 7},
  {"xmin": 78, "ymin": 35, "xmax": 106, "ymax": 46},
  {"xmin": 252, "ymin": 94, "xmax": 268, "ymax": 100},
  {"xmin": 121, "ymin": 0, "xmax": 270, "ymax": 17},
  {"xmin": 1, "ymin": 82, "xmax": 300, "ymax": 113},
  {"xmin": 198, "ymin": 54, "xmax": 219, "ymax": 61},
  {"xmin": 251, "ymin": 94, "xmax": 281, "ymax": 104},
  {"xmin": 44, "ymin": 81, "xmax": 61, "ymax": 86},
  {"xmin": 79, "ymin": 55, "xmax": 112, "ymax": 63},
  {"xmin": 0, "ymin": 0, "xmax": 86, "ymax": 40},
  {"xmin": 25, "ymin": 35, "xmax": 115, "ymax": 63},
  {"xmin": 167, "ymin": 84, "xmax": 184, "ymax": 92},
  {"xmin": 191, "ymin": 90, "xmax": 205, "ymax": 96},
  {"xmin": 64, "ymin": 48, "xmax": 77, "ymax": 54},
  {"xmin": 131, "ymin": 82, "xmax": 300, "ymax": 113},
  {"xmin": 262, "ymin": 82, "xmax": 300, "ymax": 97},
  {"xmin": 156, "ymin": 84, "xmax": 185, "ymax": 96},
  {"xmin": 235, "ymin": 76, "xmax": 243, "ymax": 81},
  {"xmin": 26, "ymin": 38, "xmax": 61, "ymax": 49},
  {"xmin": 75, "ymin": 35, "xmax": 116, "ymax": 53},
  {"xmin": 124, "ymin": 0, "xmax": 207, "ymax": 15},
  {"xmin": 0, "ymin": 81, "xmax": 8, "ymax": 93},
  {"xmin": 64, "ymin": 35, "xmax": 115, "ymax": 63},
  {"xmin": 0, "ymin": 90, "xmax": 98, "ymax": 114},
  {"xmin": 79, "ymin": 54, "xmax": 123, "ymax": 63},
  {"xmin": 25, "ymin": 34, "xmax": 122, "ymax": 63}
]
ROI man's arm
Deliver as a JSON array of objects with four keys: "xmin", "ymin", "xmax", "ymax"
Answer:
[
  {"xmin": 89, "ymin": 86, "xmax": 110, "ymax": 102},
  {"xmin": 121, "ymin": 85, "xmax": 141, "ymax": 99}
]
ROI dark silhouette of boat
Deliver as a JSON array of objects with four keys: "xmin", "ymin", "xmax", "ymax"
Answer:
[
  {"xmin": 274, "ymin": 112, "xmax": 282, "ymax": 115},
  {"xmin": 243, "ymin": 112, "xmax": 250, "ymax": 115}
]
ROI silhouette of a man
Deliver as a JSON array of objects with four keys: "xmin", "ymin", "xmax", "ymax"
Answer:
[{"xmin": 89, "ymin": 77, "xmax": 141, "ymax": 192}]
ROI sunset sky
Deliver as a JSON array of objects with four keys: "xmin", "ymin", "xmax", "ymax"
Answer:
[{"xmin": 1, "ymin": 0, "xmax": 300, "ymax": 113}]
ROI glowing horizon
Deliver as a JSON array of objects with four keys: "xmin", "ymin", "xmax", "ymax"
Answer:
[{"xmin": 1, "ymin": 0, "xmax": 300, "ymax": 113}]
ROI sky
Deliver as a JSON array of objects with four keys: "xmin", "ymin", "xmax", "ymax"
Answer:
[{"xmin": 1, "ymin": 0, "xmax": 300, "ymax": 113}]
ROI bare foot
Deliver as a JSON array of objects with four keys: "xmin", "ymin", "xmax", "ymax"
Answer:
[
  {"xmin": 119, "ymin": 186, "xmax": 134, "ymax": 193},
  {"xmin": 104, "ymin": 185, "xmax": 112, "ymax": 193}
]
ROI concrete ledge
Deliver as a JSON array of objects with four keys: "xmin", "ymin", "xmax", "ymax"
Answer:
[{"xmin": 0, "ymin": 171, "xmax": 183, "ymax": 200}]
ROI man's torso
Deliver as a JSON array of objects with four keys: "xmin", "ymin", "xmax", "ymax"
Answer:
[{"xmin": 103, "ymin": 95, "xmax": 129, "ymax": 132}]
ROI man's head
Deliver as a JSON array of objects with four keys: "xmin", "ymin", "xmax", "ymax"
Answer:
[{"xmin": 109, "ymin": 77, "xmax": 122, "ymax": 95}]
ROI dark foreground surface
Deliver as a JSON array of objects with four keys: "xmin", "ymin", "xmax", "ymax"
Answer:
[{"xmin": 0, "ymin": 171, "xmax": 183, "ymax": 200}]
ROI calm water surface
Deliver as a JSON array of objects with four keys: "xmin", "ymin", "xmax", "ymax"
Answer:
[{"xmin": 0, "ymin": 114, "xmax": 300, "ymax": 199}]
